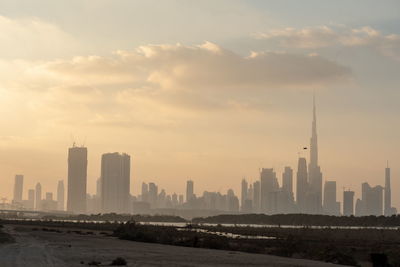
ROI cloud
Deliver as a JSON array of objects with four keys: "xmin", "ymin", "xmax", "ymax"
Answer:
[
  {"xmin": 38, "ymin": 42, "xmax": 350, "ymax": 91},
  {"xmin": 0, "ymin": 42, "xmax": 351, "ymax": 133},
  {"xmin": 255, "ymin": 25, "xmax": 400, "ymax": 60},
  {"xmin": 0, "ymin": 16, "xmax": 80, "ymax": 60}
]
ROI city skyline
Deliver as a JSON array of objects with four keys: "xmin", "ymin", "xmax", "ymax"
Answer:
[
  {"xmin": 2, "ymin": 98, "xmax": 396, "ymax": 217},
  {"xmin": 0, "ymin": 1, "xmax": 399, "ymax": 210}
]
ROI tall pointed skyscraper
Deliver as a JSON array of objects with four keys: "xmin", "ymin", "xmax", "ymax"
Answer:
[
  {"xmin": 384, "ymin": 162, "xmax": 392, "ymax": 216},
  {"xmin": 310, "ymin": 95, "xmax": 318, "ymax": 170},
  {"xmin": 308, "ymin": 95, "xmax": 323, "ymax": 214}
]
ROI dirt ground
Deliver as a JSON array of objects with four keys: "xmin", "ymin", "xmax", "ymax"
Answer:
[{"xmin": 0, "ymin": 225, "xmax": 348, "ymax": 267}]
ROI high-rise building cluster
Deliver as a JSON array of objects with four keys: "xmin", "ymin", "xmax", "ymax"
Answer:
[
  {"xmin": 2, "ymin": 97, "xmax": 397, "ymax": 217},
  {"xmin": 4, "ymin": 144, "xmax": 132, "ymax": 215},
  {"xmin": 134, "ymin": 180, "xmax": 240, "ymax": 214},
  {"xmin": 236, "ymin": 98, "xmax": 396, "ymax": 216},
  {"xmin": 7, "ymin": 174, "xmax": 64, "ymax": 212}
]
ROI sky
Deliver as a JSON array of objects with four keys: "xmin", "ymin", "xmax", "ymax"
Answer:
[{"xmin": 0, "ymin": 0, "xmax": 399, "ymax": 208}]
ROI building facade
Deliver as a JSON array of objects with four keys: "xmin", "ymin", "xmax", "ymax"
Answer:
[
  {"xmin": 101, "ymin": 152, "xmax": 131, "ymax": 214},
  {"xmin": 67, "ymin": 146, "xmax": 88, "ymax": 214}
]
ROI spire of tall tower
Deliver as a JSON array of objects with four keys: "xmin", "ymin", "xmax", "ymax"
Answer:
[
  {"xmin": 313, "ymin": 93, "xmax": 316, "ymax": 125},
  {"xmin": 310, "ymin": 94, "xmax": 318, "ymax": 169}
]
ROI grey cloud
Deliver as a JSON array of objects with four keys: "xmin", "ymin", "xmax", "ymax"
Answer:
[
  {"xmin": 44, "ymin": 42, "xmax": 351, "ymax": 92},
  {"xmin": 0, "ymin": 42, "xmax": 352, "ymax": 131},
  {"xmin": 255, "ymin": 25, "xmax": 400, "ymax": 61}
]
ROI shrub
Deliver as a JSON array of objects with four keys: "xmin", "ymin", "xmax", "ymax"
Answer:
[
  {"xmin": 87, "ymin": 260, "xmax": 101, "ymax": 266},
  {"xmin": 110, "ymin": 257, "xmax": 127, "ymax": 266}
]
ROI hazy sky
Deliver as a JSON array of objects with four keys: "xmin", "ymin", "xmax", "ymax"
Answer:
[{"xmin": 0, "ymin": 0, "xmax": 400, "ymax": 208}]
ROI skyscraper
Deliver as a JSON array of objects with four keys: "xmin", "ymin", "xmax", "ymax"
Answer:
[
  {"xmin": 27, "ymin": 189, "xmax": 35, "ymax": 210},
  {"xmin": 282, "ymin": 167, "xmax": 294, "ymax": 201},
  {"xmin": 252, "ymin": 181, "xmax": 260, "ymax": 212},
  {"xmin": 67, "ymin": 145, "xmax": 88, "ymax": 214},
  {"xmin": 241, "ymin": 178, "xmax": 248, "ymax": 211},
  {"xmin": 35, "ymin": 182, "xmax": 42, "ymax": 211},
  {"xmin": 343, "ymin": 190, "xmax": 355, "ymax": 216},
  {"xmin": 260, "ymin": 168, "xmax": 279, "ymax": 213},
  {"xmin": 296, "ymin": 157, "xmax": 308, "ymax": 213},
  {"xmin": 148, "ymin": 182, "xmax": 158, "ymax": 207},
  {"xmin": 57, "ymin": 180, "xmax": 65, "ymax": 211},
  {"xmin": 141, "ymin": 182, "xmax": 149, "ymax": 202},
  {"xmin": 13, "ymin": 174, "xmax": 24, "ymax": 204},
  {"xmin": 42, "ymin": 192, "xmax": 57, "ymax": 211},
  {"xmin": 367, "ymin": 185, "xmax": 384, "ymax": 216},
  {"xmin": 323, "ymin": 181, "xmax": 340, "ymax": 215},
  {"xmin": 101, "ymin": 152, "xmax": 131, "ymax": 214},
  {"xmin": 384, "ymin": 164, "xmax": 392, "ymax": 216},
  {"xmin": 186, "ymin": 180, "xmax": 194, "ymax": 202},
  {"xmin": 308, "ymin": 96, "xmax": 323, "ymax": 214}
]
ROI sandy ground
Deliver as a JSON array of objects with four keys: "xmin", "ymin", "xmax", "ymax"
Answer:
[{"xmin": 0, "ymin": 225, "xmax": 348, "ymax": 267}]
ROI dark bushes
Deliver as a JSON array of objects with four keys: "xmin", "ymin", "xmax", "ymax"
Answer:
[
  {"xmin": 110, "ymin": 257, "xmax": 127, "ymax": 265},
  {"xmin": 192, "ymin": 214, "xmax": 400, "ymax": 227},
  {"xmin": 113, "ymin": 222, "xmax": 231, "ymax": 250}
]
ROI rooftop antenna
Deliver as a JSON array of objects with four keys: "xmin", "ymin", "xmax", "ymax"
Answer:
[{"xmin": 70, "ymin": 134, "xmax": 76, "ymax": 147}]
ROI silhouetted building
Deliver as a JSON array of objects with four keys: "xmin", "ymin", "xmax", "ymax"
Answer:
[
  {"xmin": 247, "ymin": 184, "xmax": 253, "ymax": 203},
  {"xmin": 227, "ymin": 189, "xmax": 239, "ymax": 212},
  {"xmin": 242, "ymin": 199, "xmax": 253, "ymax": 213},
  {"xmin": 158, "ymin": 189, "xmax": 167, "ymax": 208},
  {"xmin": 148, "ymin": 182, "xmax": 158, "ymax": 208},
  {"xmin": 308, "ymin": 96, "xmax": 323, "ymax": 214},
  {"xmin": 282, "ymin": 167, "xmax": 293, "ymax": 200},
  {"xmin": 141, "ymin": 182, "xmax": 149, "ymax": 203},
  {"xmin": 57, "ymin": 180, "xmax": 64, "ymax": 211},
  {"xmin": 357, "ymin": 182, "xmax": 384, "ymax": 216},
  {"xmin": 355, "ymin": 198, "xmax": 363, "ymax": 216},
  {"xmin": 343, "ymin": 190, "xmax": 354, "ymax": 216},
  {"xmin": 42, "ymin": 192, "xmax": 57, "ymax": 211},
  {"xmin": 241, "ymin": 178, "xmax": 248, "ymax": 211},
  {"xmin": 384, "ymin": 164, "xmax": 395, "ymax": 216},
  {"xmin": 13, "ymin": 175, "xmax": 24, "ymax": 204},
  {"xmin": 253, "ymin": 181, "xmax": 260, "ymax": 212},
  {"xmin": 366, "ymin": 185, "xmax": 383, "ymax": 216},
  {"xmin": 260, "ymin": 168, "xmax": 279, "ymax": 214},
  {"xmin": 27, "ymin": 189, "xmax": 35, "ymax": 210},
  {"xmin": 186, "ymin": 180, "xmax": 194, "ymax": 202},
  {"xmin": 323, "ymin": 181, "xmax": 340, "ymax": 215},
  {"xmin": 101, "ymin": 152, "xmax": 131, "ymax": 214},
  {"xmin": 67, "ymin": 145, "xmax": 88, "ymax": 214},
  {"xmin": 172, "ymin": 193, "xmax": 178, "ymax": 206},
  {"xmin": 296, "ymin": 157, "xmax": 308, "ymax": 213},
  {"xmin": 35, "ymin": 183, "xmax": 42, "ymax": 211},
  {"xmin": 280, "ymin": 166, "xmax": 295, "ymax": 213}
]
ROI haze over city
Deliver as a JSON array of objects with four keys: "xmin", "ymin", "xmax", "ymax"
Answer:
[{"xmin": 0, "ymin": 0, "xmax": 400, "ymax": 209}]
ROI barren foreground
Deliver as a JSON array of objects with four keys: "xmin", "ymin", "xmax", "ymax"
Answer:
[{"xmin": 0, "ymin": 225, "xmax": 346, "ymax": 267}]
